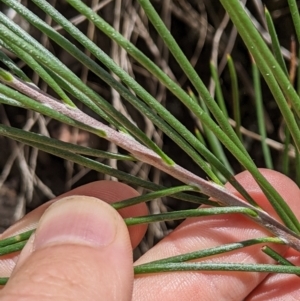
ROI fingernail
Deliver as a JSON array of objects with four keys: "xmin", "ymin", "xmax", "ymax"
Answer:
[{"xmin": 34, "ymin": 196, "xmax": 118, "ymax": 249}]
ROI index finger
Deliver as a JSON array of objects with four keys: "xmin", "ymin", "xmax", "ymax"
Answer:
[{"xmin": 133, "ymin": 169, "xmax": 300, "ymax": 301}]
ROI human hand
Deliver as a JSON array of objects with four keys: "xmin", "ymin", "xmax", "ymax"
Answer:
[
  {"xmin": 0, "ymin": 181, "xmax": 148, "ymax": 300},
  {"xmin": 0, "ymin": 169, "xmax": 299, "ymax": 300},
  {"xmin": 133, "ymin": 169, "xmax": 300, "ymax": 301}
]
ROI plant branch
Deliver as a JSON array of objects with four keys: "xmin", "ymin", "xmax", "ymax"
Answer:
[{"xmin": 0, "ymin": 72, "xmax": 300, "ymax": 251}]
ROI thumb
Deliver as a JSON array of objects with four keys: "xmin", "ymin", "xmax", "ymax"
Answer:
[{"xmin": 0, "ymin": 196, "xmax": 133, "ymax": 301}]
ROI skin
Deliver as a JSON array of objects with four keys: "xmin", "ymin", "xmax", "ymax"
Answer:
[{"xmin": 0, "ymin": 168, "xmax": 299, "ymax": 300}]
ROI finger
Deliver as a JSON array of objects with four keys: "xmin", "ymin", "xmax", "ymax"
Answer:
[
  {"xmin": 225, "ymin": 168, "xmax": 300, "ymax": 221},
  {"xmin": 228, "ymin": 169, "xmax": 300, "ymax": 300},
  {"xmin": 133, "ymin": 169, "xmax": 300, "ymax": 301},
  {"xmin": 245, "ymin": 248, "xmax": 300, "ymax": 300},
  {"xmin": 0, "ymin": 181, "xmax": 147, "ymax": 277},
  {"xmin": 1, "ymin": 180, "xmax": 147, "ymax": 247},
  {"xmin": 0, "ymin": 195, "xmax": 134, "ymax": 301}
]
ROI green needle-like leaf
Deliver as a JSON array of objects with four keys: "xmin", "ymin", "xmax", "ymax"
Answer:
[
  {"xmin": 220, "ymin": 0, "xmax": 300, "ymax": 133},
  {"xmin": 0, "ymin": 49, "xmax": 30, "ymax": 81},
  {"xmin": 0, "ymin": 23, "xmax": 75, "ymax": 107},
  {"xmin": 0, "ymin": 241, "xmax": 27, "ymax": 256},
  {"xmin": 113, "ymin": 186, "xmax": 199, "ymax": 209},
  {"xmin": 219, "ymin": 0, "xmax": 300, "ymax": 232},
  {"xmin": 134, "ymin": 262, "xmax": 300, "ymax": 275},
  {"xmin": 262, "ymin": 246, "xmax": 295, "ymax": 267},
  {"xmin": 265, "ymin": 8, "xmax": 289, "ymax": 76},
  {"xmin": 0, "ymin": 129, "xmax": 208, "ymax": 205},
  {"xmin": 136, "ymin": 0, "xmax": 251, "ymax": 160},
  {"xmin": 0, "ymin": 8, "xmax": 172, "ymax": 165},
  {"xmin": 252, "ymin": 60, "xmax": 273, "ymax": 169},
  {"xmin": 125, "ymin": 207, "xmax": 258, "ymax": 226},
  {"xmin": 0, "ymin": 278, "xmax": 8, "ymax": 285},
  {"xmin": 287, "ymin": 0, "xmax": 300, "ymax": 44},
  {"xmin": 1, "ymin": 0, "xmax": 300, "ymax": 281},
  {"xmin": 0, "ymin": 124, "xmax": 135, "ymax": 161},
  {"xmin": 227, "ymin": 55, "xmax": 242, "ymax": 142},
  {"xmin": 210, "ymin": 62, "xmax": 228, "ymax": 118},
  {"xmin": 0, "ymin": 229, "xmax": 34, "ymax": 248},
  {"xmin": 137, "ymin": 237, "xmax": 283, "ymax": 265}
]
